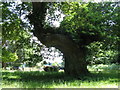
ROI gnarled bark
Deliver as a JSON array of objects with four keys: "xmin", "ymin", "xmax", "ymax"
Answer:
[
  {"xmin": 34, "ymin": 32, "xmax": 89, "ymax": 76},
  {"xmin": 29, "ymin": 2, "xmax": 89, "ymax": 76}
]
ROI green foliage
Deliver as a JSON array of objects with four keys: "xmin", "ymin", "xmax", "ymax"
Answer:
[
  {"xmin": 2, "ymin": 2, "xmax": 23, "ymax": 42},
  {"xmin": 44, "ymin": 2, "xmax": 119, "ymax": 52},
  {"xmin": 88, "ymin": 64, "xmax": 120, "ymax": 73},
  {"xmin": 86, "ymin": 41, "xmax": 118, "ymax": 64},
  {"xmin": 59, "ymin": 2, "xmax": 120, "ymax": 43},
  {"xmin": 2, "ymin": 48, "xmax": 18, "ymax": 63},
  {"xmin": 2, "ymin": 2, "xmax": 43, "ymax": 65},
  {"xmin": 2, "ymin": 2, "xmax": 25, "ymax": 63}
]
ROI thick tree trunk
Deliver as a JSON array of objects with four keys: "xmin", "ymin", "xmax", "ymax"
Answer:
[
  {"xmin": 64, "ymin": 49, "xmax": 89, "ymax": 76},
  {"xmin": 34, "ymin": 33, "xmax": 89, "ymax": 76},
  {"xmin": 29, "ymin": 2, "xmax": 89, "ymax": 76}
]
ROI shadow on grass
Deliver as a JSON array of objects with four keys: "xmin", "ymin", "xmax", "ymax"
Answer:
[
  {"xmin": 3, "ymin": 71, "xmax": 74, "ymax": 81},
  {"xmin": 2, "ymin": 71, "xmax": 119, "ymax": 88}
]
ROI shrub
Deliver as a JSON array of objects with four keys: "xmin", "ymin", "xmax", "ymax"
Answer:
[
  {"xmin": 88, "ymin": 64, "xmax": 120, "ymax": 72},
  {"xmin": 43, "ymin": 65, "xmax": 59, "ymax": 72}
]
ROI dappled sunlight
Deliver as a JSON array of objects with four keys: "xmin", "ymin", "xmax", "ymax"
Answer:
[
  {"xmin": 2, "ymin": 1, "xmax": 119, "ymax": 88},
  {"xmin": 2, "ymin": 70, "xmax": 119, "ymax": 88}
]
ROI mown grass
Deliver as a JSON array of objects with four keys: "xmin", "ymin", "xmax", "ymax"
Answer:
[{"xmin": 2, "ymin": 67, "xmax": 119, "ymax": 88}]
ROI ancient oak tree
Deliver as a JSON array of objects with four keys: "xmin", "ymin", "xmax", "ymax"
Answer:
[{"xmin": 28, "ymin": 2, "xmax": 119, "ymax": 76}]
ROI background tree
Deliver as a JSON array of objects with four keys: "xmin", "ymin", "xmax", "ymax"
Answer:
[
  {"xmin": 2, "ymin": 2, "xmax": 22, "ymax": 68},
  {"xmin": 2, "ymin": 2, "xmax": 43, "ymax": 68}
]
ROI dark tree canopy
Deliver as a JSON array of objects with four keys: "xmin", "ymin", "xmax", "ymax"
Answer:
[{"xmin": 28, "ymin": 2, "xmax": 120, "ymax": 45}]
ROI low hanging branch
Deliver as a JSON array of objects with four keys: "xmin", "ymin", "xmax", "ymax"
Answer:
[{"xmin": 28, "ymin": 2, "xmax": 78, "ymax": 49}]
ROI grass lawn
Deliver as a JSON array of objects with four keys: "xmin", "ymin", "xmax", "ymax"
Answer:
[{"xmin": 2, "ymin": 68, "xmax": 119, "ymax": 88}]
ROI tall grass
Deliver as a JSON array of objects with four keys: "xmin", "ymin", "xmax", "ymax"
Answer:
[{"xmin": 2, "ymin": 64, "xmax": 119, "ymax": 88}]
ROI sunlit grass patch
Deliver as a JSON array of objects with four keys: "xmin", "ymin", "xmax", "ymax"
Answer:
[{"xmin": 2, "ymin": 69, "xmax": 119, "ymax": 88}]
